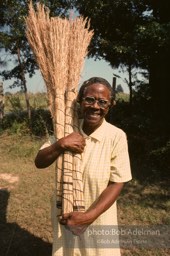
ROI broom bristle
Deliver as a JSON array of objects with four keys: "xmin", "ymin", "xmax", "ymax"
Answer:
[{"xmin": 25, "ymin": 1, "xmax": 93, "ymax": 214}]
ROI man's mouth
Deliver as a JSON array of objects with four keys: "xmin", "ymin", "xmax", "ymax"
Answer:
[{"xmin": 85, "ymin": 111, "xmax": 100, "ymax": 119}]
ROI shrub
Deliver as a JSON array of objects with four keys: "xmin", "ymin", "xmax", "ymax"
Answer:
[
  {"xmin": 1, "ymin": 108, "xmax": 53, "ymax": 137},
  {"xmin": 148, "ymin": 140, "xmax": 170, "ymax": 175},
  {"xmin": 30, "ymin": 108, "xmax": 53, "ymax": 137}
]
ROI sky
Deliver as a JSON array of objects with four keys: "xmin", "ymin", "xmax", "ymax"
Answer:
[{"xmin": 1, "ymin": 57, "xmax": 129, "ymax": 94}]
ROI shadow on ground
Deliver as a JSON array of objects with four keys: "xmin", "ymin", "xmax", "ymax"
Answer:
[{"xmin": 0, "ymin": 189, "xmax": 52, "ymax": 256}]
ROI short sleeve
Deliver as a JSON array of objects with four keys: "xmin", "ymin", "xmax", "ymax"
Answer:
[
  {"xmin": 39, "ymin": 136, "xmax": 56, "ymax": 150},
  {"xmin": 110, "ymin": 132, "xmax": 132, "ymax": 182}
]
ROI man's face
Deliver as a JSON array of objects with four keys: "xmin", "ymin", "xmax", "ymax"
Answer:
[{"xmin": 80, "ymin": 83, "xmax": 111, "ymax": 134}]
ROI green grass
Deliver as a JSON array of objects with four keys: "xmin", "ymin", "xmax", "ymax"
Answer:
[
  {"xmin": 4, "ymin": 92, "xmax": 48, "ymax": 113},
  {"xmin": 0, "ymin": 133, "xmax": 169, "ymax": 255},
  {"xmin": 116, "ymin": 92, "xmax": 129, "ymax": 102}
]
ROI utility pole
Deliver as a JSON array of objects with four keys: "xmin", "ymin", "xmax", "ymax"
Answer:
[
  {"xmin": 0, "ymin": 81, "xmax": 4, "ymax": 120},
  {"xmin": 107, "ymin": 76, "xmax": 116, "ymax": 124},
  {"xmin": 112, "ymin": 76, "xmax": 116, "ymax": 101}
]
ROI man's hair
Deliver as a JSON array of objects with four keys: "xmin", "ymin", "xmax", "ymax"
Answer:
[{"xmin": 77, "ymin": 77, "xmax": 114, "ymax": 104}]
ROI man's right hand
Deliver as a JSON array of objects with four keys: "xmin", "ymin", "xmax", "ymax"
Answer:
[
  {"xmin": 59, "ymin": 132, "xmax": 86, "ymax": 154},
  {"xmin": 35, "ymin": 132, "xmax": 86, "ymax": 168}
]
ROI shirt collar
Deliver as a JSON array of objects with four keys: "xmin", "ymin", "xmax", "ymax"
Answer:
[{"xmin": 79, "ymin": 119, "xmax": 107, "ymax": 142}]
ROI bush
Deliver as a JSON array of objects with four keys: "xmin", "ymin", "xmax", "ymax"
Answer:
[
  {"xmin": 1, "ymin": 108, "xmax": 53, "ymax": 137},
  {"xmin": 108, "ymin": 101, "xmax": 152, "ymax": 136},
  {"xmin": 30, "ymin": 108, "xmax": 53, "ymax": 137},
  {"xmin": 148, "ymin": 140, "xmax": 170, "ymax": 175},
  {"xmin": 1, "ymin": 111, "xmax": 28, "ymax": 130},
  {"xmin": 107, "ymin": 89, "xmax": 169, "ymax": 182}
]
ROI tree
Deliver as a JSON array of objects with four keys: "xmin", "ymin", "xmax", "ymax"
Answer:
[
  {"xmin": 0, "ymin": 0, "xmax": 71, "ymax": 120},
  {"xmin": 1, "ymin": 1, "xmax": 170, "ymax": 133},
  {"xmin": 143, "ymin": 1, "xmax": 170, "ymax": 134},
  {"xmin": 72, "ymin": 0, "xmax": 170, "ymax": 133},
  {"xmin": 0, "ymin": 0, "xmax": 35, "ymax": 120},
  {"xmin": 116, "ymin": 84, "xmax": 124, "ymax": 93},
  {"xmin": 72, "ymin": 0, "xmax": 148, "ymax": 102}
]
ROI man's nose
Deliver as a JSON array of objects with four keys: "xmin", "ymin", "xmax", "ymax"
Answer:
[{"xmin": 91, "ymin": 100, "xmax": 100, "ymax": 108}]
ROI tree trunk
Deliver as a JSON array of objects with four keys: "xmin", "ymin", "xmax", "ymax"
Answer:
[{"xmin": 17, "ymin": 48, "xmax": 31, "ymax": 121}]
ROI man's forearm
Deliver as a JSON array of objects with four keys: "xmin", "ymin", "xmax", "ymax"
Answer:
[
  {"xmin": 60, "ymin": 182, "xmax": 124, "ymax": 236},
  {"xmin": 34, "ymin": 140, "xmax": 64, "ymax": 168},
  {"xmin": 86, "ymin": 182, "xmax": 124, "ymax": 222},
  {"xmin": 34, "ymin": 132, "xmax": 86, "ymax": 169}
]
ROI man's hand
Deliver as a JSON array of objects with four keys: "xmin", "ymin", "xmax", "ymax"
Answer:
[
  {"xmin": 59, "ymin": 211, "xmax": 92, "ymax": 236},
  {"xmin": 35, "ymin": 132, "xmax": 85, "ymax": 168},
  {"xmin": 60, "ymin": 132, "xmax": 86, "ymax": 154}
]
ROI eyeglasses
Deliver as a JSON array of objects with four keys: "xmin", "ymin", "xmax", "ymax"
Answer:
[{"xmin": 82, "ymin": 96, "xmax": 110, "ymax": 108}]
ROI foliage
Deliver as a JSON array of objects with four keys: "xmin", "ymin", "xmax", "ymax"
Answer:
[
  {"xmin": 5, "ymin": 94, "xmax": 23, "ymax": 112},
  {"xmin": 107, "ymin": 82, "xmax": 169, "ymax": 182},
  {"xmin": 1, "ymin": 92, "xmax": 51, "ymax": 136},
  {"xmin": 4, "ymin": 92, "xmax": 48, "ymax": 112},
  {"xmin": 0, "ymin": 1, "xmax": 36, "ymax": 88},
  {"xmin": 30, "ymin": 108, "xmax": 53, "ymax": 136},
  {"xmin": 73, "ymin": 1, "xmax": 146, "ymax": 67},
  {"xmin": 115, "ymin": 92, "xmax": 129, "ymax": 102},
  {"xmin": 0, "ymin": 0, "xmax": 72, "ymax": 89},
  {"xmin": 2, "ymin": 90, "xmax": 169, "ymax": 182},
  {"xmin": 1, "ymin": 0, "xmax": 170, "ymax": 130},
  {"xmin": 148, "ymin": 140, "xmax": 170, "ymax": 177},
  {"xmin": 73, "ymin": 0, "xmax": 170, "ymax": 130},
  {"xmin": 1, "ymin": 108, "xmax": 53, "ymax": 136},
  {"xmin": 119, "ymin": 80, "xmax": 169, "ymax": 182},
  {"xmin": 116, "ymin": 84, "xmax": 124, "ymax": 93},
  {"xmin": 73, "ymin": 0, "xmax": 170, "ymax": 71}
]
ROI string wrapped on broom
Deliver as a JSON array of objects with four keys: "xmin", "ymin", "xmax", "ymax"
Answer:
[{"xmin": 25, "ymin": 1, "xmax": 93, "ymax": 215}]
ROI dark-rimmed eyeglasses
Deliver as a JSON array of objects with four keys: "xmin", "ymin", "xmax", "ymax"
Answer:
[{"xmin": 82, "ymin": 96, "xmax": 110, "ymax": 108}]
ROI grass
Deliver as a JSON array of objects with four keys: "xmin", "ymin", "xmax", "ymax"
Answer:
[
  {"xmin": 116, "ymin": 92, "xmax": 129, "ymax": 102},
  {"xmin": 0, "ymin": 133, "xmax": 169, "ymax": 256},
  {"xmin": 4, "ymin": 92, "xmax": 48, "ymax": 113},
  {"xmin": 0, "ymin": 133, "xmax": 54, "ymax": 255}
]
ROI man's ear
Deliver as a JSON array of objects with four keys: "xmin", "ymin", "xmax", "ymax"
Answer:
[
  {"xmin": 112, "ymin": 100, "xmax": 116, "ymax": 106},
  {"xmin": 109, "ymin": 100, "xmax": 116, "ymax": 109},
  {"xmin": 76, "ymin": 101, "xmax": 83, "ymax": 119}
]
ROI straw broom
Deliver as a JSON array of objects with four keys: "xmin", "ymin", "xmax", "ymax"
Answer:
[
  {"xmin": 25, "ymin": 1, "xmax": 93, "ymax": 215},
  {"xmin": 25, "ymin": 2, "xmax": 69, "ymax": 216}
]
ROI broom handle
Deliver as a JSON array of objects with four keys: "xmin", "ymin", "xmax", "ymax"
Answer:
[
  {"xmin": 62, "ymin": 91, "xmax": 85, "ymax": 214},
  {"xmin": 62, "ymin": 91, "xmax": 74, "ymax": 214},
  {"xmin": 54, "ymin": 94, "xmax": 65, "ymax": 216}
]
